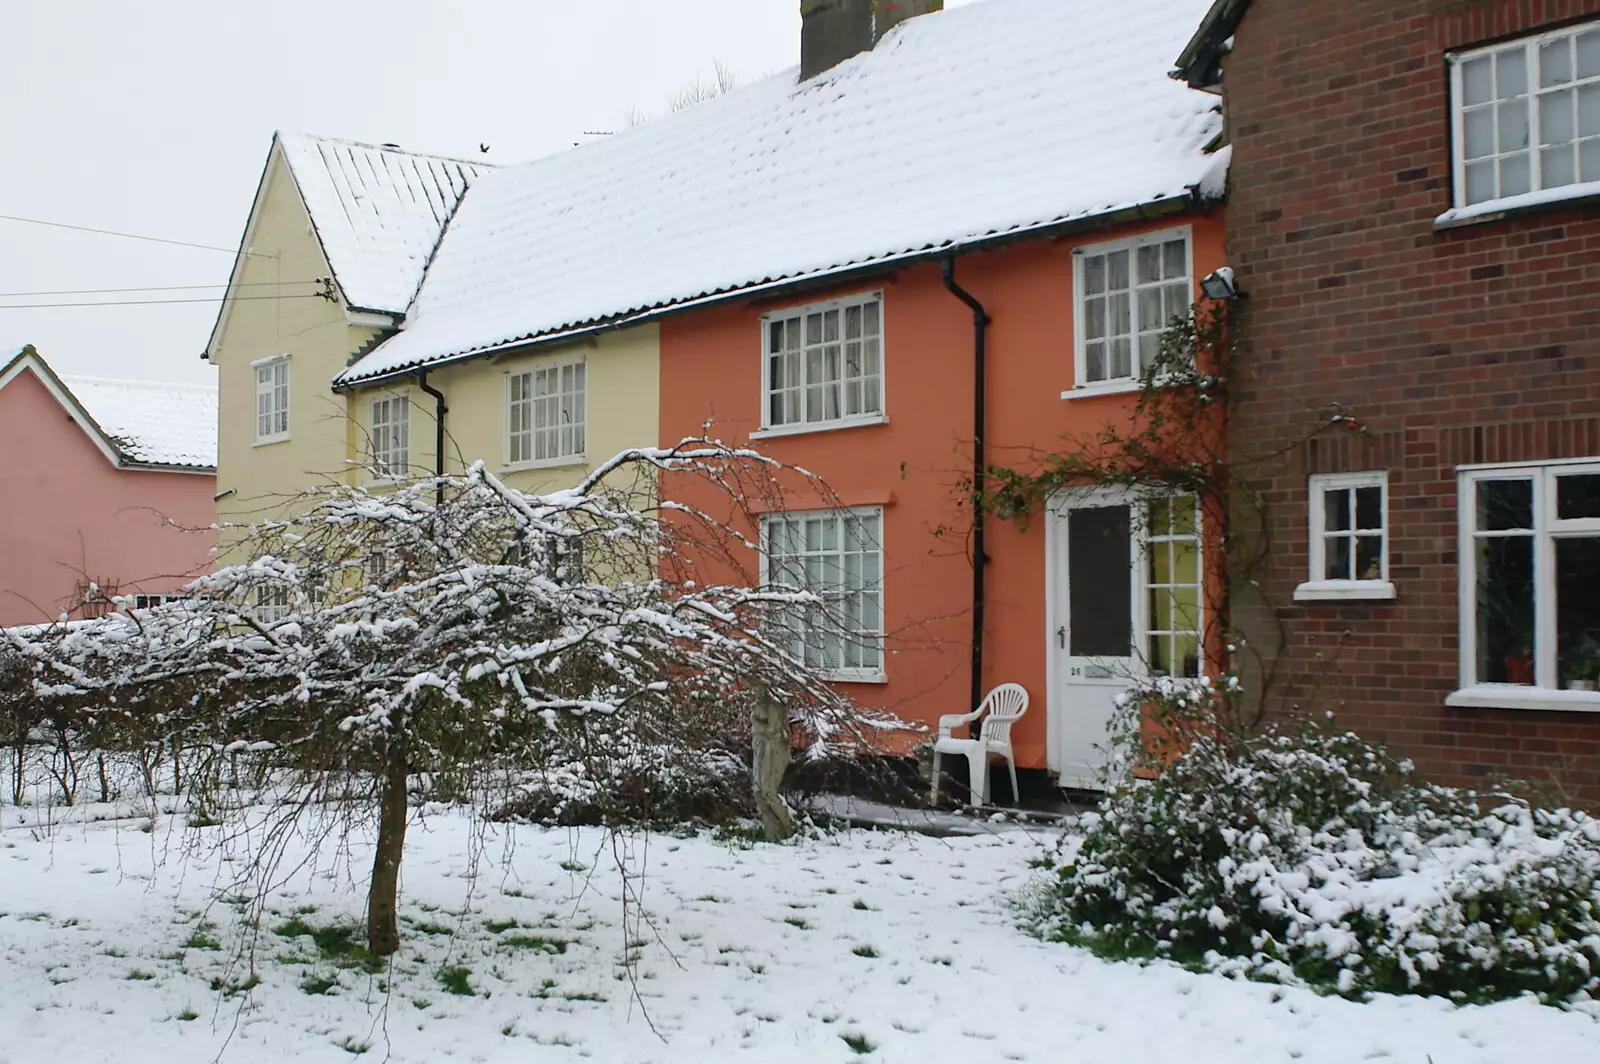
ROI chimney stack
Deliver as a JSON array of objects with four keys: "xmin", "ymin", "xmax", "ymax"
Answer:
[{"xmin": 800, "ymin": 0, "xmax": 943, "ymax": 81}]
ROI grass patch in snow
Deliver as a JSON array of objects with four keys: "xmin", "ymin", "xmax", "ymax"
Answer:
[
  {"xmin": 175, "ymin": 1008, "xmax": 199, "ymax": 1022},
  {"xmin": 483, "ymin": 917, "xmax": 520, "ymax": 934},
  {"xmin": 406, "ymin": 919, "xmax": 455, "ymax": 936},
  {"xmin": 438, "ymin": 965, "xmax": 475, "ymax": 996},
  {"xmin": 125, "ymin": 969, "xmax": 157, "ymax": 981},
  {"xmin": 851, "ymin": 944, "xmax": 879, "ymax": 959},
  {"xmin": 273, "ymin": 916, "xmax": 379, "ymax": 972},
  {"xmin": 301, "ymin": 974, "xmax": 340, "ymax": 995},
  {"xmin": 182, "ymin": 924, "xmax": 221, "ymax": 951},
  {"xmin": 841, "ymin": 1032, "xmax": 876, "ymax": 1054},
  {"xmin": 501, "ymin": 933, "xmax": 569, "ymax": 954}
]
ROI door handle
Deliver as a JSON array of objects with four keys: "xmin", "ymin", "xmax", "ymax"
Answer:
[{"xmin": 1056, "ymin": 626, "xmax": 1066, "ymax": 649}]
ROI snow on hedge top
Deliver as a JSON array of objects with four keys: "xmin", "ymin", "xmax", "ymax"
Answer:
[
  {"xmin": 339, "ymin": 0, "xmax": 1223, "ymax": 384},
  {"xmin": 61, "ymin": 375, "xmax": 218, "ymax": 469},
  {"xmin": 278, "ymin": 133, "xmax": 496, "ymax": 316}
]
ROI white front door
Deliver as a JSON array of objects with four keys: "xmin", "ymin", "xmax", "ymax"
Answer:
[{"xmin": 1047, "ymin": 489, "xmax": 1204, "ymax": 789}]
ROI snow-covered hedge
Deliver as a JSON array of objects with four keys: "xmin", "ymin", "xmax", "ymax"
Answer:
[{"xmin": 1029, "ymin": 678, "xmax": 1600, "ymax": 1007}]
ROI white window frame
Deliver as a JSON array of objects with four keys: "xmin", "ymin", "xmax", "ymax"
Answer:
[
  {"xmin": 1296, "ymin": 471, "xmax": 1397, "ymax": 602},
  {"xmin": 367, "ymin": 392, "xmax": 411, "ymax": 482},
  {"xmin": 1066, "ymin": 226, "xmax": 1193, "ymax": 398},
  {"xmin": 754, "ymin": 291, "xmax": 887, "ymax": 439},
  {"xmin": 253, "ymin": 585, "xmax": 291, "ymax": 625},
  {"xmin": 1448, "ymin": 19, "xmax": 1600, "ymax": 211},
  {"xmin": 759, "ymin": 506, "xmax": 886, "ymax": 683},
  {"xmin": 254, "ymin": 354, "xmax": 290, "ymax": 445},
  {"xmin": 131, "ymin": 594, "xmax": 181, "ymax": 611},
  {"xmin": 1449, "ymin": 459, "xmax": 1600, "ymax": 712},
  {"xmin": 505, "ymin": 356, "xmax": 587, "ymax": 470}
]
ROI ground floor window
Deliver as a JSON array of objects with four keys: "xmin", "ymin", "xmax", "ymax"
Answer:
[
  {"xmin": 1460, "ymin": 461, "xmax": 1600, "ymax": 693},
  {"xmin": 760, "ymin": 507, "xmax": 884, "ymax": 681}
]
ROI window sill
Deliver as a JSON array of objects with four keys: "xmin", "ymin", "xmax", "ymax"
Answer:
[
  {"xmin": 821, "ymin": 670, "xmax": 888, "ymax": 685},
  {"xmin": 1434, "ymin": 181, "xmax": 1600, "ymax": 230},
  {"xmin": 1061, "ymin": 381, "xmax": 1143, "ymax": 401},
  {"xmin": 1292, "ymin": 580, "xmax": 1396, "ymax": 603},
  {"xmin": 253, "ymin": 436, "xmax": 290, "ymax": 448},
  {"xmin": 1445, "ymin": 686, "xmax": 1600, "ymax": 713},
  {"xmin": 501, "ymin": 456, "xmax": 588, "ymax": 473},
  {"xmin": 750, "ymin": 415, "xmax": 888, "ymax": 441}
]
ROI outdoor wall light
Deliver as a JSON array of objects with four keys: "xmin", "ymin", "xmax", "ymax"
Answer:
[{"xmin": 1200, "ymin": 266, "xmax": 1242, "ymax": 300}]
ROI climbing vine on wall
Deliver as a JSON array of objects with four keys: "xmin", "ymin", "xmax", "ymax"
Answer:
[{"xmin": 970, "ymin": 298, "xmax": 1368, "ymax": 726}]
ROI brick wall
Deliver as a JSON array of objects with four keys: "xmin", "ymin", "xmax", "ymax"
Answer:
[{"xmin": 1222, "ymin": 0, "xmax": 1600, "ymax": 802}]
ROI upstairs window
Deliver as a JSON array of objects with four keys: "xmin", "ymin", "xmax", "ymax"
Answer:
[
  {"xmin": 1452, "ymin": 20, "xmax": 1600, "ymax": 208},
  {"xmin": 762, "ymin": 293, "xmax": 883, "ymax": 431},
  {"xmin": 1074, "ymin": 229, "xmax": 1191, "ymax": 388},
  {"xmin": 368, "ymin": 394, "xmax": 410, "ymax": 480},
  {"xmin": 507, "ymin": 359, "xmax": 586, "ymax": 466},
  {"xmin": 255, "ymin": 356, "xmax": 290, "ymax": 443}
]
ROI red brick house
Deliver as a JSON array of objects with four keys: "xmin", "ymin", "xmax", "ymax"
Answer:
[{"xmin": 1178, "ymin": 0, "xmax": 1600, "ymax": 800}]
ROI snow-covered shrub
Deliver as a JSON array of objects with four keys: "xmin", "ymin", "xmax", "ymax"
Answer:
[{"xmin": 1030, "ymin": 677, "xmax": 1600, "ymax": 1006}]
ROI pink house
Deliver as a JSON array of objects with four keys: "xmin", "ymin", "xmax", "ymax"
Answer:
[{"xmin": 0, "ymin": 346, "xmax": 217, "ymax": 626}]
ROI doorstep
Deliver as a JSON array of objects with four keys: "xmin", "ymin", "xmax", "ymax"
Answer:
[{"xmin": 807, "ymin": 793, "xmax": 1078, "ymax": 838}]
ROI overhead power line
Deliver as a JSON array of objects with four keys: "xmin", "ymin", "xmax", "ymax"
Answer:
[
  {"xmin": 0, "ymin": 279, "xmax": 327, "ymax": 298},
  {"xmin": 0, "ymin": 212, "xmax": 269, "ymax": 257},
  {"xmin": 0, "ymin": 293, "xmax": 334, "ymax": 310}
]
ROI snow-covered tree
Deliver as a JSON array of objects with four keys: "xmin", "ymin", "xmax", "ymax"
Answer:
[{"xmin": 3, "ymin": 440, "xmax": 889, "ymax": 956}]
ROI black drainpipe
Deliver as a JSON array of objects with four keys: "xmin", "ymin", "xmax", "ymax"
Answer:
[
  {"xmin": 941, "ymin": 257, "xmax": 991, "ymax": 716},
  {"xmin": 416, "ymin": 371, "xmax": 447, "ymax": 508}
]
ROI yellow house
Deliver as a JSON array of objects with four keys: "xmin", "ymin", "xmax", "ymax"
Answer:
[{"xmin": 206, "ymin": 132, "xmax": 659, "ymax": 551}]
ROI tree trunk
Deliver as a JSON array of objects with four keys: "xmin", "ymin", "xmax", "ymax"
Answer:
[
  {"xmin": 751, "ymin": 690, "xmax": 795, "ymax": 841},
  {"xmin": 367, "ymin": 718, "xmax": 409, "ymax": 957}
]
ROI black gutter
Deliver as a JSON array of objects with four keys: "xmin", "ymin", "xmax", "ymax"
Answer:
[
  {"xmin": 416, "ymin": 371, "xmax": 447, "ymax": 508},
  {"xmin": 941, "ymin": 257, "xmax": 991, "ymax": 718}
]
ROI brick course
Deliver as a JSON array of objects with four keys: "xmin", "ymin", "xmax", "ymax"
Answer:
[{"xmin": 1222, "ymin": 0, "xmax": 1600, "ymax": 802}]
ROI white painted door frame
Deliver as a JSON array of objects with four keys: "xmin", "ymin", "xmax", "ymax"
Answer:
[{"xmin": 1044, "ymin": 485, "xmax": 1146, "ymax": 788}]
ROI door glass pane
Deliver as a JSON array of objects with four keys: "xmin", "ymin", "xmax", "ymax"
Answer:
[
  {"xmin": 1557, "ymin": 537, "xmax": 1600, "ymax": 690},
  {"xmin": 1476, "ymin": 536, "xmax": 1535, "ymax": 684},
  {"xmin": 1068, "ymin": 505, "xmax": 1131, "ymax": 657}
]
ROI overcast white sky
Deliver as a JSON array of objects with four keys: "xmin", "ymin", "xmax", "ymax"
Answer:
[{"xmin": 1, "ymin": 0, "xmax": 976, "ymax": 385}]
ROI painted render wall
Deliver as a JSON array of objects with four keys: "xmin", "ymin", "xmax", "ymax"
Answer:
[
  {"xmin": 0, "ymin": 368, "xmax": 215, "ymax": 626},
  {"xmin": 343, "ymin": 325, "xmax": 661, "ymax": 498},
  {"xmin": 210, "ymin": 147, "xmax": 383, "ymax": 548},
  {"xmin": 659, "ymin": 213, "xmax": 1227, "ymax": 772}
]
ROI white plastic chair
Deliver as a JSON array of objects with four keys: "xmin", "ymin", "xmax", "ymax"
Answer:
[{"xmin": 930, "ymin": 683, "xmax": 1029, "ymax": 807}]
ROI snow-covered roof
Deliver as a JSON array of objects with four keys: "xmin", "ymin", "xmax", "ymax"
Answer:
[
  {"xmin": 60, "ymin": 375, "xmax": 218, "ymax": 470},
  {"xmin": 278, "ymin": 133, "xmax": 497, "ymax": 316},
  {"xmin": 339, "ymin": 0, "xmax": 1223, "ymax": 386}
]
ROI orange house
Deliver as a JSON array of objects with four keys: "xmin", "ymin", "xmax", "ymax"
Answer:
[
  {"xmin": 643, "ymin": 0, "xmax": 1235, "ymax": 792},
  {"xmin": 662, "ymin": 214, "xmax": 1228, "ymax": 788}
]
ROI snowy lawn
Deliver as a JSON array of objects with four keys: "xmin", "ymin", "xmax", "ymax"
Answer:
[{"xmin": 1, "ymin": 803, "xmax": 1596, "ymax": 1063}]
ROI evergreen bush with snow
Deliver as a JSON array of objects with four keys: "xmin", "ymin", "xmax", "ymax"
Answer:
[{"xmin": 1031, "ymin": 676, "xmax": 1600, "ymax": 1007}]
